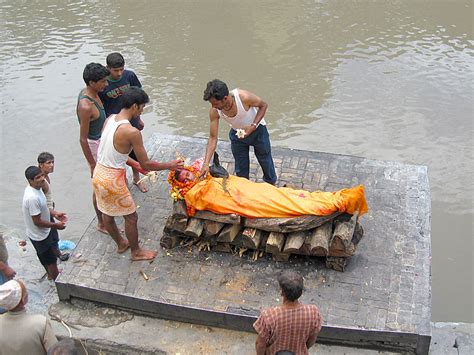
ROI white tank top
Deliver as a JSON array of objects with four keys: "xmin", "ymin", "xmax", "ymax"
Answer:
[
  {"xmin": 98, "ymin": 115, "xmax": 132, "ymax": 169},
  {"xmin": 217, "ymin": 88, "xmax": 266, "ymax": 129}
]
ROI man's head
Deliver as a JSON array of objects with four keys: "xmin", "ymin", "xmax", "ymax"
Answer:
[
  {"xmin": 37, "ymin": 152, "xmax": 55, "ymax": 174},
  {"xmin": 47, "ymin": 338, "xmax": 79, "ymax": 355},
  {"xmin": 0, "ymin": 279, "xmax": 27, "ymax": 311},
  {"xmin": 106, "ymin": 52, "xmax": 125, "ymax": 80},
  {"xmin": 174, "ymin": 169, "xmax": 197, "ymax": 183},
  {"xmin": 203, "ymin": 79, "xmax": 231, "ymax": 110},
  {"xmin": 82, "ymin": 63, "xmax": 109, "ymax": 91},
  {"xmin": 25, "ymin": 166, "xmax": 44, "ymax": 189},
  {"xmin": 278, "ymin": 271, "xmax": 304, "ymax": 302},
  {"xmin": 122, "ymin": 87, "xmax": 149, "ymax": 118}
]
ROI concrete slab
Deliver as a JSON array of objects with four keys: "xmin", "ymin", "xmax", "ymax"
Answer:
[{"xmin": 56, "ymin": 133, "xmax": 432, "ymax": 354}]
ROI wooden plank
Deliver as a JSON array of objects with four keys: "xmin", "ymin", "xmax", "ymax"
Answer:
[
  {"xmin": 330, "ymin": 213, "xmax": 358, "ymax": 252},
  {"xmin": 265, "ymin": 232, "xmax": 285, "ymax": 254},
  {"xmin": 283, "ymin": 231, "xmax": 306, "ymax": 254},
  {"xmin": 172, "ymin": 200, "xmax": 188, "ymax": 218},
  {"xmin": 244, "ymin": 212, "xmax": 341, "ymax": 233},
  {"xmin": 217, "ymin": 224, "xmax": 241, "ymax": 243},
  {"xmin": 184, "ymin": 218, "xmax": 204, "ymax": 238},
  {"xmin": 241, "ymin": 228, "xmax": 262, "ymax": 249},
  {"xmin": 194, "ymin": 210, "xmax": 241, "ymax": 224},
  {"xmin": 164, "ymin": 215, "xmax": 188, "ymax": 234}
]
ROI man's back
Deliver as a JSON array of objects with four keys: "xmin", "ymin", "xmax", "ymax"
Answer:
[
  {"xmin": 0, "ymin": 310, "xmax": 57, "ymax": 355},
  {"xmin": 254, "ymin": 303, "xmax": 322, "ymax": 355}
]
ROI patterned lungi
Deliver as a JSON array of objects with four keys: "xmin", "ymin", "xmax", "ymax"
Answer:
[{"xmin": 92, "ymin": 163, "xmax": 136, "ymax": 216}]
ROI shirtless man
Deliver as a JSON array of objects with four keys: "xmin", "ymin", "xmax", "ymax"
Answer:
[
  {"xmin": 76, "ymin": 63, "xmax": 109, "ymax": 234},
  {"xmin": 201, "ymin": 79, "xmax": 277, "ymax": 185},
  {"xmin": 92, "ymin": 87, "xmax": 183, "ymax": 261}
]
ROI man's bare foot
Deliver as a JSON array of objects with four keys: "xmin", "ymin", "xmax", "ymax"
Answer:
[
  {"xmin": 131, "ymin": 248, "xmax": 157, "ymax": 261},
  {"xmin": 133, "ymin": 180, "xmax": 149, "ymax": 193},
  {"xmin": 117, "ymin": 240, "xmax": 130, "ymax": 254},
  {"xmin": 97, "ymin": 225, "xmax": 109, "ymax": 235}
]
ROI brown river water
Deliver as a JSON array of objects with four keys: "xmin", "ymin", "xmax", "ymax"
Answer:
[{"xmin": 0, "ymin": 1, "xmax": 472, "ymax": 322}]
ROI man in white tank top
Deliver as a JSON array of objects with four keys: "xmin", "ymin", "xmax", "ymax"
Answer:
[
  {"xmin": 92, "ymin": 87, "xmax": 184, "ymax": 261},
  {"xmin": 201, "ymin": 79, "xmax": 277, "ymax": 185}
]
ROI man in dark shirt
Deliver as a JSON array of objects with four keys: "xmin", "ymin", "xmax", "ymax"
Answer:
[{"xmin": 100, "ymin": 52, "xmax": 148, "ymax": 192}]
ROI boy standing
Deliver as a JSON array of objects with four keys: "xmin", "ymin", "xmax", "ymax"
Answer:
[{"xmin": 100, "ymin": 52, "xmax": 148, "ymax": 192}]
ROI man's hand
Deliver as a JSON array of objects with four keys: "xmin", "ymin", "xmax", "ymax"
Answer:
[
  {"xmin": 168, "ymin": 159, "xmax": 184, "ymax": 171},
  {"xmin": 89, "ymin": 161, "xmax": 96, "ymax": 178},
  {"xmin": 54, "ymin": 221, "xmax": 66, "ymax": 230},
  {"xmin": 52, "ymin": 211, "xmax": 68, "ymax": 223},
  {"xmin": 243, "ymin": 124, "xmax": 257, "ymax": 138},
  {"xmin": 0, "ymin": 263, "xmax": 16, "ymax": 280},
  {"xmin": 199, "ymin": 165, "xmax": 209, "ymax": 179}
]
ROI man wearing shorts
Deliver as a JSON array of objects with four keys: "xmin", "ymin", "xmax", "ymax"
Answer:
[
  {"xmin": 77, "ymin": 63, "xmax": 109, "ymax": 234},
  {"xmin": 22, "ymin": 166, "xmax": 66, "ymax": 280}
]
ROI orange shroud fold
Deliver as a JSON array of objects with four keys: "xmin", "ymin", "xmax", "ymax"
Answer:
[{"xmin": 184, "ymin": 175, "xmax": 368, "ymax": 218}]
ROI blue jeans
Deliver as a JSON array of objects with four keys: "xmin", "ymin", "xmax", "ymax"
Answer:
[{"xmin": 229, "ymin": 125, "xmax": 277, "ymax": 184}]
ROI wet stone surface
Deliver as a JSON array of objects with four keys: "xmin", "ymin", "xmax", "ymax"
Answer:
[{"xmin": 56, "ymin": 133, "xmax": 432, "ymax": 351}]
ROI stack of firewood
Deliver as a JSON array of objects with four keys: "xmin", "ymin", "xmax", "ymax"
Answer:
[{"xmin": 161, "ymin": 201, "xmax": 364, "ymax": 271}]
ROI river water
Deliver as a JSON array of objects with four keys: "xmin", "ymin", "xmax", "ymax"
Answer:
[{"xmin": 0, "ymin": 1, "xmax": 472, "ymax": 322}]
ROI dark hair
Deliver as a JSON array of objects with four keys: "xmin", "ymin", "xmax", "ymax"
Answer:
[
  {"xmin": 47, "ymin": 338, "xmax": 79, "ymax": 355},
  {"xmin": 37, "ymin": 152, "xmax": 54, "ymax": 164},
  {"xmin": 203, "ymin": 79, "xmax": 229, "ymax": 101},
  {"xmin": 278, "ymin": 271, "xmax": 304, "ymax": 302},
  {"xmin": 25, "ymin": 166, "xmax": 42, "ymax": 181},
  {"xmin": 83, "ymin": 63, "xmax": 110, "ymax": 85},
  {"xmin": 122, "ymin": 87, "xmax": 149, "ymax": 108},
  {"xmin": 106, "ymin": 52, "xmax": 125, "ymax": 68}
]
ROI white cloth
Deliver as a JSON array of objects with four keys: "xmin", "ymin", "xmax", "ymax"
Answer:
[
  {"xmin": 0, "ymin": 280, "xmax": 22, "ymax": 311},
  {"xmin": 217, "ymin": 88, "xmax": 266, "ymax": 129},
  {"xmin": 22, "ymin": 186, "xmax": 50, "ymax": 241},
  {"xmin": 97, "ymin": 115, "xmax": 131, "ymax": 169}
]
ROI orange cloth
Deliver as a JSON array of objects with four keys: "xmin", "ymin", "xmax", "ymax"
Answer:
[
  {"xmin": 92, "ymin": 163, "xmax": 136, "ymax": 216},
  {"xmin": 184, "ymin": 175, "xmax": 368, "ymax": 218}
]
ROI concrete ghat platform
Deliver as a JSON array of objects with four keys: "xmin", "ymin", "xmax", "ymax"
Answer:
[{"xmin": 56, "ymin": 133, "xmax": 432, "ymax": 354}]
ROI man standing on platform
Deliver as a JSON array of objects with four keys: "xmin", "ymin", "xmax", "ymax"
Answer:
[
  {"xmin": 201, "ymin": 79, "xmax": 277, "ymax": 185},
  {"xmin": 92, "ymin": 87, "xmax": 183, "ymax": 261},
  {"xmin": 254, "ymin": 271, "xmax": 323, "ymax": 355},
  {"xmin": 22, "ymin": 166, "xmax": 66, "ymax": 280},
  {"xmin": 77, "ymin": 63, "xmax": 110, "ymax": 234},
  {"xmin": 100, "ymin": 52, "xmax": 149, "ymax": 193}
]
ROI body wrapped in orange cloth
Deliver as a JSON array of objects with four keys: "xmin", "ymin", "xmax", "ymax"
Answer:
[{"xmin": 168, "ymin": 158, "xmax": 368, "ymax": 219}]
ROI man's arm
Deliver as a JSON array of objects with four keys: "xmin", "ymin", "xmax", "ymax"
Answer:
[
  {"xmin": 200, "ymin": 109, "xmax": 220, "ymax": 177},
  {"xmin": 255, "ymin": 334, "xmax": 267, "ymax": 355},
  {"xmin": 77, "ymin": 100, "xmax": 96, "ymax": 177},
  {"xmin": 129, "ymin": 129, "xmax": 183, "ymax": 171},
  {"xmin": 240, "ymin": 89, "xmax": 268, "ymax": 137},
  {"xmin": 42, "ymin": 319, "xmax": 58, "ymax": 352},
  {"xmin": 306, "ymin": 309, "xmax": 323, "ymax": 349},
  {"xmin": 31, "ymin": 214, "xmax": 65, "ymax": 230}
]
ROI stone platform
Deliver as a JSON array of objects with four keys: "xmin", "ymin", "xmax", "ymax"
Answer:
[{"xmin": 56, "ymin": 133, "xmax": 432, "ymax": 354}]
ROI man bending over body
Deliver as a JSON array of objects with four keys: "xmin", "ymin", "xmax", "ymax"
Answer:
[{"xmin": 92, "ymin": 87, "xmax": 183, "ymax": 261}]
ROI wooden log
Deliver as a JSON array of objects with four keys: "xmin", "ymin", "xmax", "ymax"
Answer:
[
  {"xmin": 283, "ymin": 231, "xmax": 306, "ymax": 254},
  {"xmin": 330, "ymin": 213, "xmax": 358, "ymax": 252},
  {"xmin": 352, "ymin": 222, "xmax": 364, "ymax": 246},
  {"xmin": 184, "ymin": 218, "xmax": 204, "ymax": 238},
  {"xmin": 203, "ymin": 220, "xmax": 225, "ymax": 236},
  {"xmin": 164, "ymin": 215, "xmax": 188, "ymax": 233},
  {"xmin": 272, "ymin": 252, "xmax": 290, "ymax": 262},
  {"xmin": 244, "ymin": 212, "xmax": 341, "ymax": 233},
  {"xmin": 326, "ymin": 256, "xmax": 349, "ymax": 272},
  {"xmin": 305, "ymin": 221, "xmax": 333, "ymax": 256},
  {"xmin": 194, "ymin": 210, "xmax": 241, "ymax": 224},
  {"xmin": 217, "ymin": 224, "xmax": 241, "ymax": 243},
  {"xmin": 241, "ymin": 228, "xmax": 263, "ymax": 249},
  {"xmin": 213, "ymin": 243, "xmax": 232, "ymax": 253},
  {"xmin": 172, "ymin": 200, "xmax": 188, "ymax": 217},
  {"xmin": 265, "ymin": 232, "xmax": 285, "ymax": 254},
  {"xmin": 160, "ymin": 232, "xmax": 180, "ymax": 250}
]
